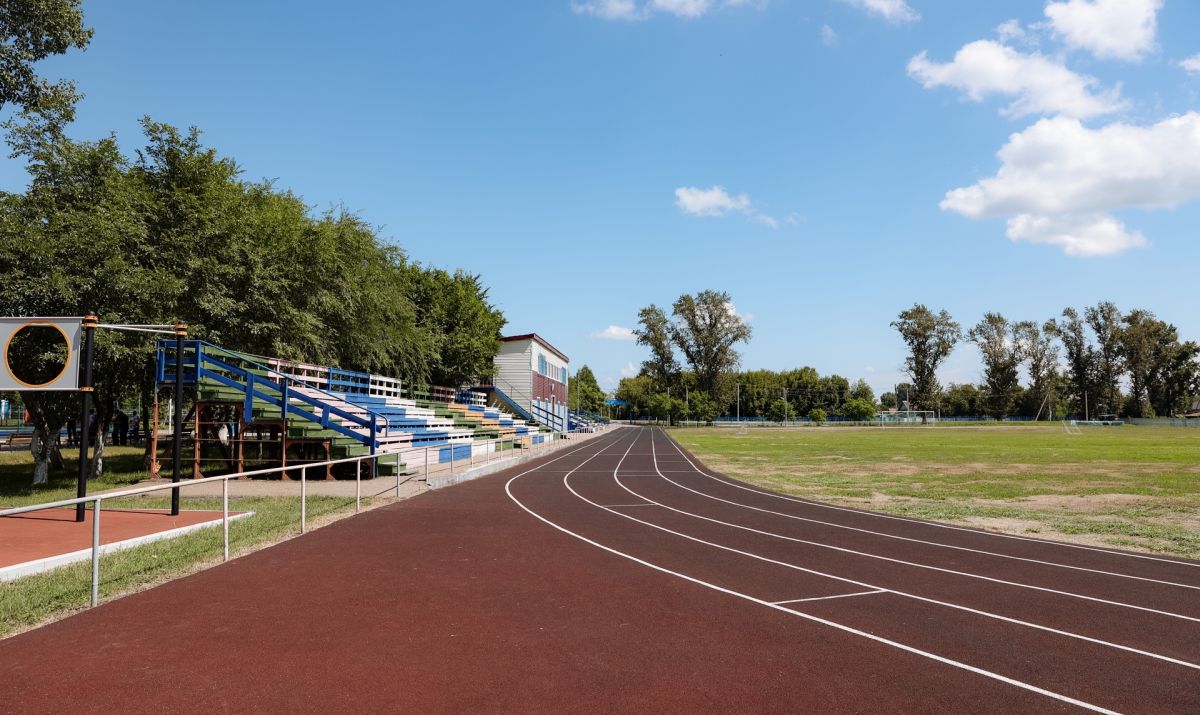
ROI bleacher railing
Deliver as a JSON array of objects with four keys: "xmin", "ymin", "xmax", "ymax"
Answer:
[
  {"xmin": 0, "ymin": 426, "xmax": 606, "ymax": 607},
  {"xmin": 157, "ymin": 341, "xmax": 389, "ymax": 452}
]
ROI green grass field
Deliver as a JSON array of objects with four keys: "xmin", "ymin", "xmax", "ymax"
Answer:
[
  {"xmin": 0, "ymin": 447, "xmax": 368, "ymax": 638},
  {"xmin": 671, "ymin": 425, "xmax": 1200, "ymax": 558}
]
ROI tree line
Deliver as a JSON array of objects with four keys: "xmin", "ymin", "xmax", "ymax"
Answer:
[
  {"xmin": 891, "ymin": 303, "xmax": 1199, "ymax": 420},
  {"xmin": 0, "ymin": 5, "xmax": 505, "ymax": 482}
]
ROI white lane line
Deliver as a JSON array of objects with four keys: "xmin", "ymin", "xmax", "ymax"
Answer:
[
  {"xmin": 772, "ymin": 590, "xmax": 887, "ymax": 605},
  {"xmin": 640, "ymin": 435, "xmax": 1200, "ymax": 592},
  {"xmin": 506, "ymin": 434, "xmax": 1121, "ymax": 715},
  {"xmin": 598, "ymin": 431, "xmax": 1200, "ymax": 670},
  {"xmin": 662, "ymin": 431, "xmax": 1200, "ymax": 571},
  {"xmin": 604, "ymin": 503, "xmax": 657, "ymax": 508}
]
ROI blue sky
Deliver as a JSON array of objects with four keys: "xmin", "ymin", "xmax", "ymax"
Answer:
[{"xmin": 5, "ymin": 0, "xmax": 1200, "ymax": 396}]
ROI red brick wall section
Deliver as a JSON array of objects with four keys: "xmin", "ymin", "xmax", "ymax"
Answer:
[{"xmin": 532, "ymin": 372, "xmax": 567, "ymax": 403}]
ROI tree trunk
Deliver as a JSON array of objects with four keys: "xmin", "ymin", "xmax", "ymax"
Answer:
[
  {"xmin": 90, "ymin": 415, "xmax": 108, "ymax": 479},
  {"xmin": 30, "ymin": 431, "xmax": 50, "ymax": 485}
]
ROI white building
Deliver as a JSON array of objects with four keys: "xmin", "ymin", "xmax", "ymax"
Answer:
[{"xmin": 489, "ymin": 333, "xmax": 569, "ymax": 432}]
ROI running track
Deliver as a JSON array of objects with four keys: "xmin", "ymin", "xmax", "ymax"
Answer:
[{"xmin": 2, "ymin": 426, "xmax": 1197, "ymax": 712}]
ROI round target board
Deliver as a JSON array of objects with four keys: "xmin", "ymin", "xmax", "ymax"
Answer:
[{"xmin": 1, "ymin": 317, "xmax": 83, "ymax": 391}]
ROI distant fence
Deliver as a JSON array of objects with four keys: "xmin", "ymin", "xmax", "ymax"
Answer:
[{"xmin": 1128, "ymin": 418, "xmax": 1200, "ymax": 427}]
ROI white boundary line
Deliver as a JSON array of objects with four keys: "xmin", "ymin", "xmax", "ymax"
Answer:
[
  {"xmin": 505, "ymin": 430, "xmax": 1121, "ymax": 715},
  {"xmin": 772, "ymin": 590, "xmax": 886, "ymax": 605},
  {"xmin": 643, "ymin": 432, "xmax": 1199, "ymax": 591},
  {"xmin": 661, "ymin": 431, "xmax": 1200, "ymax": 570},
  {"xmin": 599, "ymin": 431, "xmax": 1200, "ymax": 670}
]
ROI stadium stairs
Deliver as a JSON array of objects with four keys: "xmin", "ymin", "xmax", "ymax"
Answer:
[{"xmin": 156, "ymin": 341, "xmax": 547, "ymax": 480}]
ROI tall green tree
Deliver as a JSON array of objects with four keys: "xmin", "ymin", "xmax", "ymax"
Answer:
[
  {"xmin": 969, "ymin": 313, "xmax": 1021, "ymax": 420},
  {"xmin": 570, "ymin": 365, "xmax": 605, "ymax": 413},
  {"xmin": 634, "ymin": 304, "xmax": 679, "ymax": 391},
  {"xmin": 1047, "ymin": 308, "xmax": 1094, "ymax": 418},
  {"xmin": 1085, "ymin": 302, "xmax": 1124, "ymax": 416},
  {"xmin": 891, "ymin": 304, "xmax": 960, "ymax": 411},
  {"xmin": 1014, "ymin": 320, "xmax": 1059, "ymax": 419},
  {"xmin": 667, "ymin": 289, "xmax": 751, "ymax": 404},
  {"xmin": 0, "ymin": 0, "xmax": 91, "ymax": 113}
]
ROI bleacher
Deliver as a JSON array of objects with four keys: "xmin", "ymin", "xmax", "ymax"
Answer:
[
  {"xmin": 569, "ymin": 409, "xmax": 609, "ymax": 432},
  {"xmin": 156, "ymin": 340, "xmax": 548, "ymax": 479}
]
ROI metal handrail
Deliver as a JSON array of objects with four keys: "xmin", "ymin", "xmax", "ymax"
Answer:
[{"xmin": 0, "ymin": 425, "xmax": 605, "ymax": 607}]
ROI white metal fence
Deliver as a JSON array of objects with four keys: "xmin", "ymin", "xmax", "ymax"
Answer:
[{"xmin": 0, "ymin": 428, "xmax": 598, "ymax": 607}]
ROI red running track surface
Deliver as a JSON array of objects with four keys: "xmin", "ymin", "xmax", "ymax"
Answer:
[{"xmin": 1, "ymin": 426, "xmax": 1197, "ymax": 713}]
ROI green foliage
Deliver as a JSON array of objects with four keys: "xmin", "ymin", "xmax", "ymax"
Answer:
[
  {"xmin": 0, "ymin": 0, "xmax": 91, "ymax": 113},
  {"xmin": 0, "ymin": 117, "xmax": 505, "ymax": 480},
  {"xmin": 767, "ymin": 398, "xmax": 789, "ymax": 423},
  {"xmin": 570, "ymin": 365, "xmax": 605, "ymax": 413},
  {"xmin": 849, "ymin": 379, "xmax": 874, "ymax": 405},
  {"xmin": 634, "ymin": 304, "xmax": 679, "ymax": 391},
  {"xmin": 687, "ymin": 391, "xmax": 718, "ymax": 424},
  {"xmin": 892, "ymin": 304, "xmax": 961, "ymax": 411},
  {"xmin": 647, "ymin": 393, "xmax": 686, "ymax": 424},
  {"xmin": 841, "ymin": 398, "xmax": 876, "ymax": 421},
  {"xmin": 808, "ymin": 407, "xmax": 827, "ymax": 423},
  {"xmin": 968, "ymin": 312, "xmax": 1021, "ymax": 420}
]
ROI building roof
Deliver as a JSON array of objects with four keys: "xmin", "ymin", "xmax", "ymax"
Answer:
[{"xmin": 500, "ymin": 333, "xmax": 569, "ymax": 363}]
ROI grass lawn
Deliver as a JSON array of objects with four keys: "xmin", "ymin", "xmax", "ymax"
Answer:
[
  {"xmin": 671, "ymin": 425, "xmax": 1200, "ymax": 559},
  {"xmin": 0, "ymin": 446, "xmax": 370, "ymax": 638}
]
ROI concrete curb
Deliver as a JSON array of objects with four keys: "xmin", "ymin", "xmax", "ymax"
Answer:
[{"xmin": 427, "ymin": 432, "xmax": 607, "ymax": 490}]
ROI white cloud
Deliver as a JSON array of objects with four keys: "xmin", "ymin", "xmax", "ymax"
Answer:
[
  {"xmin": 1005, "ymin": 214, "xmax": 1146, "ymax": 256},
  {"xmin": 675, "ymin": 185, "xmax": 752, "ymax": 216},
  {"xmin": 941, "ymin": 113, "xmax": 1200, "ymax": 256},
  {"xmin": 572, "ymin": 0, "xmax": 759, "ymax": 21},
  {"xmin": 590, "ymin": 325, "xmax": 637, "ymax": 341},
  {"xmin": 1045, "ymin": 0, "xmax": 1161, "ymax": 61},
  {"xmin": 840, "ymin": 0, "xmax": 919, "ymax": 24},
  {"xmin": 621, "ymin": 361, "xmax": 638, "ymax": 378},
  {"xmin": 1181, "ymin": 53, "xmax": 1200, "ymax": 76},
  {"xmin": 995, "ymin": 19, "xmax": 1026, "ymax": 44},
  {"xmin": 675, "ymin": 185, "xmax": 784, "ymax": 228},
  {"xmin": 821, "ymin": 24, "xmax": 839, "ymax": 47},
  {"xmin": 908, "ymin": 40, "xmax": 1126, "ymax": 119}
]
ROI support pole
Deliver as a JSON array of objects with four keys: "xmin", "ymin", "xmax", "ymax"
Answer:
[
  {"xmin": 170, "ymin": 323, "xmax": 187, "ymax": 516},
  {"xmin": 75, "ymin": 314, "xmax": 97, "ymax": 522}
]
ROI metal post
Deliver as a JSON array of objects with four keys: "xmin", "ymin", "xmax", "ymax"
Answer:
[
  {"xmin": 90, "ymin": 497, "xmax": 101, "ymax": 607},
  {"xmin": 300, "ymin": 466, "xmax": 307, "ymax": 533},
  {"xmin": 450, "ymin": 441, "xmax": 455, "ymax": 474},
  {"xmin": 75, "ymin": 314, "xmax": 98, "ymax": 522},
  {"xmin": 222, "ymin": 478, "xmax": 229, "ymax": 561},
  {"xmin": 424, "ymin": 446, "xmax": 429, "ymax": 480},
  {"xmin": 355, "ymin": 459, "xmax": 361, "ymax": 513},
  {"xmin": 395, "ymin": 453, "xmax": 402, "ymax": 498},
  {"xmin": 170, "ymin": 322, "xmax": 188, "ymax": 516}
]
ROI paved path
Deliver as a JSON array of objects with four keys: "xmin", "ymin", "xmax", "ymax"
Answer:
[{"xmin": 2, "ymin": 426, "xmax": 1197, "ymax": 712}]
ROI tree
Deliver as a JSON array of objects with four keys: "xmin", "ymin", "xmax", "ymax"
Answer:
[
  {"xmin": 1047, "ymin": 308, "xmax": 1093, "ymax": 418},
  {"xmin": 767, "ymin": 398, "xmax": 789, "ymax": 423},
  {"xmin": 634, "ymin": 304, "xmax": 679, "ymax": 391},
  {"xmin": 1014, "ymin": 320, "xmax": 1059, "ymax": 419},
  {"xmin": 0, "ymin": 0, "xmax": 91, "ymax": 113},
  {"xmin": 849, "ymin": 379, "xmax": 875, "ymax": 405},
  {"xmin": 969, "ymin": 313, "xmax": 1021, "ymax": 420},
  {"xmin": 687, "ymin": 391, "xmax": 718, "ymax": 424},
  {"xmin": 614, "ymin": 375, "xmax": 654, "ymax": 418},
  {"xmin": 808, "ymin": 407, "xmax": 827, "ymax": 424},
  {"xmin": 841, "ymin": 398, "xmax": 876, "ymax": 421},
  {"xmin": 891, "ymin": 304, "xmax": 960, "ymax": 411},
  {"xmin": 1085, "ymin": 302, "xmax": 1124, "ymax": 416},
  {"xmin": 880, "ymin": 391, "xmax": 897, "ymax": 409},
  {"xmin": 941, "ymin": 383, "xmax": 986, "ymax": 417},
  {"xmin": 667, "ymin": 290, "xmax": 752, "ymax": 404},
  {"xmin": 570, "ymin": 365, "xmax": 605, "ymax": 413}
]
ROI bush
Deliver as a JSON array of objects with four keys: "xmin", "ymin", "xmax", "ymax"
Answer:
[
  {"xmin": 809, "ymin": 407, "xmax": 827, "ymax": 424},
  {"xmin": 841, "ymin": 398, "xmax": 877, "ymax": 421}
]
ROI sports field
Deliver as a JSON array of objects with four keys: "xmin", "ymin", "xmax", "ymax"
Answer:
[{"xmin": 673, "ymin": 425, "xmax": 1200, "ymax": 559}]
